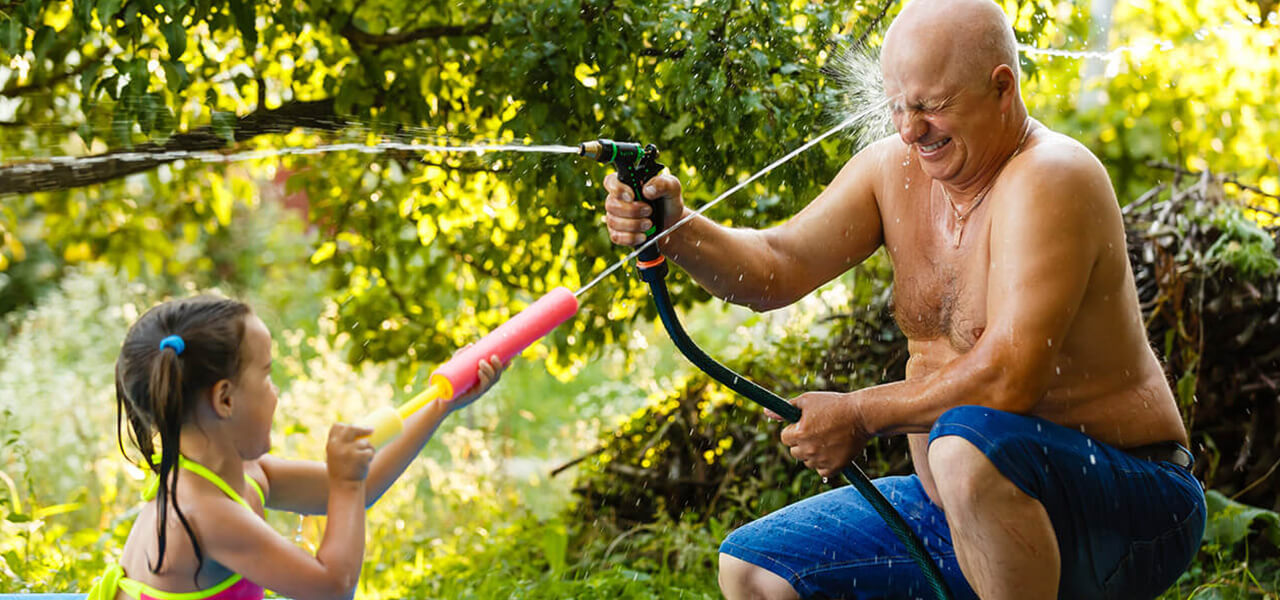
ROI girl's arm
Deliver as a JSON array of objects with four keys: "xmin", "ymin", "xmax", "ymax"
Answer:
[
  {"xmin": 259, "ymin": 356, "xmax": 503, "ymax": 514},
  {"xmin": 202, "ymin": 424, "xmax": 372, "ymax": 600}
]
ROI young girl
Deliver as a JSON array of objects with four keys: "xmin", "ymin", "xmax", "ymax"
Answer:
[{"xmin": 88, "ymin": 295, "xmax": 503, "ymax": 600}]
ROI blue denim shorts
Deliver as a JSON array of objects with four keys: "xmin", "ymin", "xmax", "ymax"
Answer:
[{"xmin": 719, "ymin": 406, "xmax": 1206, "ymax": 599}]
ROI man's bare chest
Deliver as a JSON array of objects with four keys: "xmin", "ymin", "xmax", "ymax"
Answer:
[{"xmin": 882, "ymin": 206, "xmax": 992, "ymax": 350}]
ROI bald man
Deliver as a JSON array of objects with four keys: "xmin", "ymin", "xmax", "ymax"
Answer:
[{"xmin": 599, "ymin": 1, "xmax": 1205, "ymax": 598}]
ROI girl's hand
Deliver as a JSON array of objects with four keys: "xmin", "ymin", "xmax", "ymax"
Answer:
[
  {"xmin": 326, "ymin": 423, "xmax": 375, "ymax": 482},
  {"xmin": 441, "ymin": 354, "xmax": 505, "ymax": 414}
]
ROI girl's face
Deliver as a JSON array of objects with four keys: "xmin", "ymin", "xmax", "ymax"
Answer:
[{"xmin": 231, "ymin": 314, "xmax": 279, "ymax": 459}]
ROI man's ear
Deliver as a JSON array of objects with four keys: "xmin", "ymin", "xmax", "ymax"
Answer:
[
  {"xmin": 991, "ymin": 64, "xmax": 1017, "ymax": 111},
  {"xmin": 210, "ymin": 379, "xmax": 235, "ymax": 419}
]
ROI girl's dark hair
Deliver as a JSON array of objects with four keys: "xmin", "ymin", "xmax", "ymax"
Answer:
[{"xmin": 114, "ymin": 295, "xmax": 251, "ymax": 577}]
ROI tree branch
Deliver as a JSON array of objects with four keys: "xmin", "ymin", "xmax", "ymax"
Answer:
[
  {"xmin": 1146, "ymin": 160, "xmax": 1280, "ymax": 202},
  {"xmin": 856, "ymin": 0, "xmax": 897, "ymax": 47},
  {"xmin": 340, "ymin": 21, "xmax": 491, "ymax": 48},
  {"xmin": 0, "ymin": 98, "xmax": 340, "ymax": 196}
]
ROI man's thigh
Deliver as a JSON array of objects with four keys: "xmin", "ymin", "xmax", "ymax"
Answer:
[
  {"xmin": 719, "ymin": 475, "xmax": 979, "ymax": 600},
  {"xmin": 929, "ymin": 405, "xmax": 1206, "ymax": 600}
]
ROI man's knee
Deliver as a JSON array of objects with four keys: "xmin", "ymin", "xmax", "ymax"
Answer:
[
  {"xmin": 718, "ymin": 553, "xmax": 799, "ymax": 600},
  {"xmin": 928, "ymin": 434, "xmax": 1020, "ymax": 512}
]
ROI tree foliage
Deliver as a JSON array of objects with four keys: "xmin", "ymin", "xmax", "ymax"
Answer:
[{"xmin": 0, "ymin": 0, "xmax": 1275, "ymax": 385}]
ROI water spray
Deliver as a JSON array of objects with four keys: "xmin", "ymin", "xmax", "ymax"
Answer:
[{"xmin": 574, "ymin": 138, "xmax": 954, "ymax": 600}]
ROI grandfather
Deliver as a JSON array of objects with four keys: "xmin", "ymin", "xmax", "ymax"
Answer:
[{"xmin": 600, "ymin": 0, "xmax": 1206, "ymax": 598}]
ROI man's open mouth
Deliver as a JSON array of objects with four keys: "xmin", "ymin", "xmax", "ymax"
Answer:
[{"xmin": 920, "ymin": 138, "xmax": 951, "ymax": 153}]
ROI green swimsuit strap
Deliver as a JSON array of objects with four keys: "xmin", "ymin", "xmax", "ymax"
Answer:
[{"xmin": 141, "ymin": 455, "xmax": 265, "ymax": 508}]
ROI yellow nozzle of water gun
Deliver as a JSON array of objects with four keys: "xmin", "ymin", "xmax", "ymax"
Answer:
[{"xmin": 359, "ymin": 379, "xmax": 453, "ymax": 448}]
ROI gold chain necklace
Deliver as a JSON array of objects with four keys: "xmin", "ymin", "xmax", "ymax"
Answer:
[{"xmin": 940, "ymin": 119, "xmax": 1032, "ymax": 247}]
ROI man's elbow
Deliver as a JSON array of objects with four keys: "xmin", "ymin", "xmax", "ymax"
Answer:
[
  {"xmin": 985, "ymin": 377, "xmax": 1045, "ymax": 415},
  {"xmin": 742, "ymin": 296, "xmax": 787, "ymax": 313}
]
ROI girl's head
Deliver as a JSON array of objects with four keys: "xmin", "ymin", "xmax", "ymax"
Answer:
[{"xmin": 114, "ymin": 295, "xmax": 279, "ymax": 572}]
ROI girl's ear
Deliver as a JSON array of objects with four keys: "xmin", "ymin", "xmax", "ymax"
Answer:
[{"xmin": 210, "ymin": 379, "xmax": 236, "ymax": 419}]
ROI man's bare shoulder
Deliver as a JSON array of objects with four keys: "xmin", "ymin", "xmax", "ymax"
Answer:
[
  {"xmin": 840, "ymin": 134, "xmax": 910, "ymax": 202},
  {"xmin": 989, "ymin": 125, "xmax": 1124, "ymax": 260},
  {"xmin": 1013, "ymin": 127, "xmax": 1111, "ymax": 191},
  {"xmin": 860, "ymin": 133, "xmax": 910, "ymax": 170},
  {"xmin": 1006, "ymin": 126, "xmax": 1117, "ymax": 214}
]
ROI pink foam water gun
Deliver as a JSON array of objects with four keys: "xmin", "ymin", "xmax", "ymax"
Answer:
[{"xmin": 359, "ymin": 287, "xmax": 579, "ymax": 447}]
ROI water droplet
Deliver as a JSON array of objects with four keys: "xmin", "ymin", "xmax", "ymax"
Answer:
[{"xmin": 1090, "ymin": 454, "xmax": 1096, "ymax": 465}]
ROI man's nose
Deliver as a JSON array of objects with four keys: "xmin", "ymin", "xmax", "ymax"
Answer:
[{"xmin": 897, "ymin": 113, "xmax": 927, "ymax": 145}]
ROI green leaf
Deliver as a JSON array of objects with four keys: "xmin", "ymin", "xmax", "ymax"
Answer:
[
  {"xmin": 31, "ymin": 25, "xmax": 55, "ymax": 61},
  {"xmin": 228, "ymin": 0, "xmax": 257, "ymax": 53},
  {"xmin": 1203, "ymin": 489, "xmax": 1280, "ymax": 548},
  {"xmin": 661, "ymin": 112, "xmax": 693, "ymax": 139},
  {"xmin": 21, "ymin": 0, "xmax": 41, "ymax": 23},
  {"xmin": 97, "ymin": 0, "xmax": 121, "ymax": 29},
  {"xmin": 538, "ymin": 520, "xmax": 568, "ymax": 574},
  {"xmin": 153, "ymin": 104, "xmax": 175, "ymax": 135},
  {"xmin": 162, "ymin": 60, "xmax": 189, "ymax": 95},
  {"xmin": 79, "ymin": 61, "xmax": 103, "ymax": 96},
  {"xmin": 73, "ymin": 0, "xmax": 95, "ymax": 27},
  {"xmin": 211, "ymin": 110, "xmax": 237, "ymax": 144},
  {"xmin": 161, "ymin": 19, "xmax": 186, "ymax": 59},
  {"xmin": 0, "ymin": 17, "xmax": 25, "ymax": 55},
  {"xmin": 96, "ymin": 73, "xmax": 120, "ymax": 100},
  {"xmin": 111, "ymin": 114, "xmax": 133, "ymax": 146},
  {"xmin": 5, "ymin": 512, "xmax": 32, "ymax": 523}
]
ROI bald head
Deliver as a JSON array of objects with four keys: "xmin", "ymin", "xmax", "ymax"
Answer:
[{"xmin": 882, "ymin": 0, "xmax": 1019, "ymax": 91}]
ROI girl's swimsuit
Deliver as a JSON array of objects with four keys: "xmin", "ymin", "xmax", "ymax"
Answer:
[{"xmin": 86, "ymin": 456, "xmax": 267, "ymax": 600}]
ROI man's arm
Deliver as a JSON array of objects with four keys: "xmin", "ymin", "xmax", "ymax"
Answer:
[
  {"xmin": 605, "ymin": 138, "xmax": 889, "ymax": 311},
  {"xmin": 861, "ymin": 146, "xmax": 1111, "ymax": 433}
]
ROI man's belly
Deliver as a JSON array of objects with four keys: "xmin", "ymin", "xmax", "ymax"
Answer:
[{"xmin": 903, "ymin": 339, "xmax": 1187, "ymax": 507}]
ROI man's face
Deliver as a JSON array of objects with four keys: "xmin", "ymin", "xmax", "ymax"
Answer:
[{"xmin": 882, "ymin": 49, "xmax": 1003, "ymax": 185}]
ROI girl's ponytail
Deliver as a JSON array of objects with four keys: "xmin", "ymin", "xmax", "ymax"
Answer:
[{"xmin": 146, "ymin": 340, "xmax": 199, "ymax": 574}]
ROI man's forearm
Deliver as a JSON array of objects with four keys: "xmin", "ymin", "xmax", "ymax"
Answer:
[
  {"xmin": 858, "ymin": 347, "xmax": 1022, "ymax": 437},
  {"xmin": 658, "ymin": 207, "xmax": 796, "ymax": 311}
]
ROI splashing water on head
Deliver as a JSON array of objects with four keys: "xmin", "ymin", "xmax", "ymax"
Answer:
[{"xmin": 825, "ymin": 43, "xmax": 895, "ymax": 151}]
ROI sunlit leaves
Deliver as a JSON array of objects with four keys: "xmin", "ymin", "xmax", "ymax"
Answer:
[{"xmin": 6, "ymin": 0, "xmax": 1273, "ymax": 384}]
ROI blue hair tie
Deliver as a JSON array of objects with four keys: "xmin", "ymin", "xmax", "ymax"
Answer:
[{"xmin": 158, "ymin": 335, "xmax": 185, "ymax": 356}]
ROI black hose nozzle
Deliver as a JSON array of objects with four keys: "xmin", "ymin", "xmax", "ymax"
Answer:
[{"xmin": 578, "ymin": 139, "xmax": 666, "ymax": 264}]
